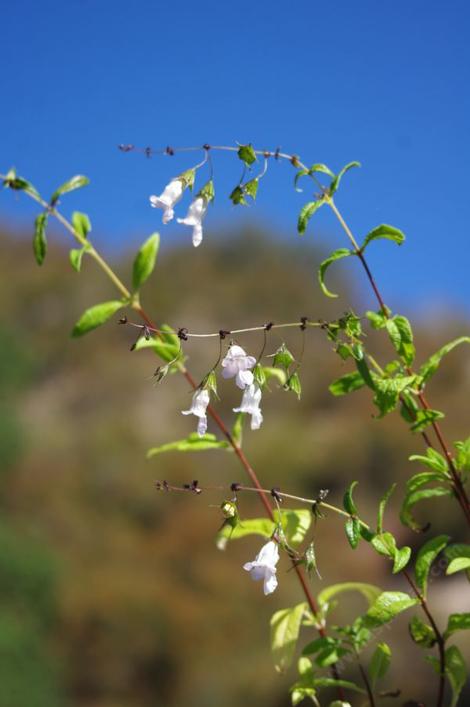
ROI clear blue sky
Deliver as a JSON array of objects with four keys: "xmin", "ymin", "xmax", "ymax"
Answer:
[{"xmin": 2, "ymin": 0, "xmax": 470, "ymax": 318}]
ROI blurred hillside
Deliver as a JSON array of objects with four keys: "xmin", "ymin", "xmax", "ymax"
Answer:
[{"xmin": 0, "ymin": 223, "xmax": 469, "ymax": 707}]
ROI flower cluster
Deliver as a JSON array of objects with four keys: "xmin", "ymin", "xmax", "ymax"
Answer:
[
  {"xmin": 150, "ymin": 177, "xmax": 209, "ymax": 247},
  {"xmin": 181, "ymin": 344, "xmax": 263, "ymax": 436}
]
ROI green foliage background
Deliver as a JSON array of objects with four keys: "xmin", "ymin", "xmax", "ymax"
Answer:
[{"xmin": 0, "ymin": 224, "xmax": 469, "ymax": 706}]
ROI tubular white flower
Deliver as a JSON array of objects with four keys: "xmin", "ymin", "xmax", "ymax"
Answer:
[
  {"xmin": 243, "ymin": 540, "xmax": 279, "ymax": 595},
  {"xmin": 177, "ymin": 196, "xmax": 208, "ymax": 247},
  {"xmin": 149, "ymin": 178, "xmax": 184, "ymax": 224},
  {"xmin": 182, "ymin": 388, "xmax": 210, "ymax": 437},
  {"xmin": 233, "ymin": 383, "xmax": 263, "ymax": 430},
  {"xmin": 221, "ymin": 345, "xmax": 257, "ymax": 390}
]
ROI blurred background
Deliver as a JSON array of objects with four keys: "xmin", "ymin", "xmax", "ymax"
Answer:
[{"xmin": 1, "ymin": 1, "xmax": 470, "ymax": 705}]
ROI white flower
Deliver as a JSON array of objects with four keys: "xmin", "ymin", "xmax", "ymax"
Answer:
[
  {"xmin": 233, "ymin": 383, "xmax": 263, "ymax": 430},
  {"xmin": 149, "ymin": 178, "xmax": 184, "ymax": 224},
  {"xmin": 177, "ymin": 196, "xmax": 208, "ymax": 247},
  {"xmin": 243, "ymin": 540, "xmax": 279, "ymax": 595},
  {"xmin": 221, "ymin": 345, "xmax": 256, "ymax": 390},
  {"xmin": 182, "ymin": 388, "xmax": 210, "ymax": 436}
]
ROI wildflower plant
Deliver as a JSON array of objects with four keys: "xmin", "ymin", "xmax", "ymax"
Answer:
[{"xmin": 2, "ymin": 139, "xmax": 470, "ymax": 707}]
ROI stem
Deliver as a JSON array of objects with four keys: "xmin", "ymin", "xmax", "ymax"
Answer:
[
  {"xmin": 356, "ymin": 656, "xmax": 376, "ymax": 707},
  {"xmin": 403, "ymin": 571, "xmax": 446, "ymax": 707}
]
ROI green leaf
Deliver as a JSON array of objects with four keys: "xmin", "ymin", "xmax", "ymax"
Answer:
[
  {"xmin": 455, "ymin": 436, "xmax": 470, "ymax": 472},
  {"xmin": 318, "ymin": 248, "xmax": 354, "ymax": 298},
  {"xmin": 329, "ymin": 371, "xmax": 365, "ymax": 396},
  {"xmin": 69, "ymin": 247, "xmax": 86, "ymax": 272},
  {"xmin": 419, "ymin": 337, "xmax": 470, "ymax": 384},
  {"xmin": 343, "ymin": 480, "xmax": 359, "ymax": 516},
  {"xmin": 133, "ymin": 324, "xmax": 181, "ymax": 363},
  {"xmin": 318, "ymin": 582, "xmax": 382, "ymax": 611},
  {"xmin": 50, "ymin": 174, "xmax": 89, "ymax": 205},
  {"xmin": 445, "ymin": 613, "xmax": 470, "ymax": 640},
  {"xmin": 311, "ymin": 677, "xmax": 365, "ymax": 693},
  {"xmin": 132, "ymin": 233, "xmax": 160, "ymax": 290},
  {"xmin": 276, "ymin": 509, "xmax": 312, "ymax": 546},
  {"xmin": 217, "ymin": 509, "xmax": 311, "ymax": 549},
  {"xmin": 71, "ymin": 211, "xmax": 91, "ymax": 238},
  {"xmin": 400, "ymin": 487, "xmax": 452, "ymax": 532},
  {"xmin": 409, "ymin": 448, "xmax": 449, "ymax": 474},
  {"xmin": 71, "ymin": 300, "xmax": 124, "ymax": 337},
  {"xmin": 366, "ymin": 309, "xmax": 388, "ymax": 330},
  {"xmin": 373, "ymin": 375, "xmax": 416, "ymax": 417},
  {"xmin": 368, "ymin": 642, "xmax": 391, "ymax": 687},
  {"xmin": 147, "ymin": 432, "xmax": 230, "ymax": 457},
  {"xmin": 355, "ymin": 356, "xmax": 376, "ymax": 391},
  {"xmin": 409, "ymin": 616, "xmax": 436, "ymax": 648},
  {"xmin": 329, "ymin": 161, "xmax": 360, "ymax": 195},
  {"xmin": 345, "ymin": 517, "xmax": 360, "ymax": 549},
  {"xmin": 371, "ymin": 532, "xmax": 396, "ymax": 558},
  {"xmin": 271, "ymin": 602, "xmax": 306, "ymax": 673},
  {"xmin": 261, "ymin": 366, "xmax": 287, "ymax": 386},
  {"xmin": 3, "ymin": 169, "xmax": 39, "ymax": 196},
  {"xmin": 359, "ymin": 591, "xmax": 417, "ymax": 629},
  {"xmin": 33, "ymin": 211, "xmax": 48, "ymax": 265},
  {"xmin": 415, "ymin": 534, "xmax": 449, "ymax": 596},
  {"xmin": 393, "ymin": 546, "xmax": 411, "ymax": 573},
  {"xmin": 445, "ymin": 544, "xmax": 470, "ymax": 575},
  {"xmin": 232, "ymin": 412, "xmax": 244, "ymax": 447},
  {"xmin": 216, "ymin": 517, "xmax": 274, "ymax": 548},
  {"xmin": 360, "ymin": 224, "xmax": 405, "ymax": 251},
  {"xmin": 386, "ymin": 315, "xmax": 415, "ymax": 365},
  {"xmin": 237, "ymin": 143, "xmax": 257, "ymax": 166},
  {"xmin": 377, "ymin": 483, "xmax": 396, "ymax": 534},
  {"xmin": 446, "ymin": 645, "xmax": 467, "ymax": 707},
  {"xmin": 406, "ymin": 471, "xmax": 450, "ymax": 495},
  {"xmin": 410, "ymin": 408, "xmax": 445, "ymax": 433},
  {"xmin": 297, "ymin": 200, "xmax": 324, "ymax": 235}
]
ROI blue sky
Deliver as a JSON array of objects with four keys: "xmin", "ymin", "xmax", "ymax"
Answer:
[{"xmin": 2, "ymin": 0, "xmax": 470, "ymax": 318}]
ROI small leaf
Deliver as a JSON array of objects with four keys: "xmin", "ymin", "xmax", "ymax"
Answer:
[
  {"xmin": 271, "ymin": 603, "xmax": 306, "ymax": 673},
  {"xmin": 71, "ymin": 211, "xmax": 91, "ymax": 238},
  {"xmin": 33, "ymin": 211, "xmax": 48, "ymax": 265},
  {"xmin": 3, "ymin": 169, "xmax": 39, "ymax": 196},
  {"xmin": 409, "ymin": 616, "xmax": 436, "ymax": 648},
  {"xmin": 318, "ymin": 248, "xmax": 354, "ymax": 298},
  {"xmin": 51, "ymin": 175, "xmax": 89, "ymax": 205},
  {"xmin": 231, "ymin": 412, "xmax": 245, "ymax": 447},
  {"xmin": 361, "ymin": 224, "xmax": 405, "ymax": 251},
  {"xmin": 377, "ymin": 483, "xmax": 396, "ymax": 534},
  {"xmin": 237, "ymin": 144, "xmax": 257, "ymax": 166},
  {"xmin": 371, "ymin": 532, "xmax": 396, "ymax": 559},
  {"xmin": 329, "ymin": 371, "xmax": 365, "ymax": 396},
  {"xmin": 318, "ymin": 582, "xmax": 382, "ymax": 611},
  {"xmin": 410, "ymin": 408, "xmax": 445, "ymax": 433},
  {"xmin": 419, "ymin": 337, "xmax": 470, "ymax": 384},
  {"xmin": 297, "ymin": 200, "xmax": 324, "ymax": 235},
  {"xmin": 132, "ymin": 233, "xmax": 160, "ymax": 291},
  {"xmin": 386, "ymin": 315, "xmax": 415, "ymax": 365},
  {"xmin": 69, "ymin": 247, "xmax": 86, "ymax": 272},
  {"xmin": 415, "ymin": 534, "xmax": 449, "ymax": 596},
  {"xmin": 373, "ymin": 375, "xmax": 416, "ymax": 418},
  {"xmin": 409, "ymin": 448, "xmax": 449, "ymax": 474},
  {"xmin": 455, "ymin": 436, "xmax": 470, "ymax": 472},
  {"xmin": 366, "ymin": 309, "xmax": 388, "ymax": 330},
  {"xmin": 400, "ymin": 487, "xmax": 452, "ymax": 532},
  {"xmin": 368, "ymin": 642, "xmax": 391, "ymax": 687},
  {"xmin": 393, "ymin": 546, "xmax": 411, "ymax": 573},
  {"xmin": 343, "ymin": 480, "xmax": 359, "ymax": 516},
  {"xmin": 345, "ymin": 517, "xmax": 360, "ymax": 549},
  {"xmin": 329, "ymin": 161, "xmax": 360, "ymax": 195},
  {"xmin": 71, "ymin": 300, "xmax": 125, "ymax": 337},
  {"xmin": 446, "ymin": 645, "xmax": 467, "ymax": 707},
  {"xmin": 444, "ymin": 613, "xmax": 470, "ymax": 640},
  {"xmin": 445, "ymin": 544, "xmax": 470, "ymax": 575},
  {"xmin": 359, "ymin": 591, "xmax": 417, "ymax": 629},
  {"xmin": 406, "ymin": 471, "xmax": 450, "ymax": 494},
  {"xmin": 147, "ymin": 432, "xmax": 230, "ymax": 457}
]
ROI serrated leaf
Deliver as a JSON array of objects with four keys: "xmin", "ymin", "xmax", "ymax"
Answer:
[
  {"xmin": 318, "ymin": 248, "xmax": 354, "ymax": 298},
  {"xmin": 415, "ymin": 534, "xmax": 449, "ymax": 596},
  {"xmin": 444, "ymin": 613, "xmax": 470, "ymax": 640},
  {"xmin": 71, "ymin": 211, "xmax": 91, "ymax": 238},
  {"xmin": 359, "ymin": 591, "xmax": 417, "ymax": 629},
  {"xmin": 51, "ymin": 175, "xmax": 89, "ymax": 205},
  {"xmin": 237, "ymin": 143, "xmax": 257, "ymax": 166},
  {"xmin": 386, "ymin": 315, "xmax": 415, "ymax": 365},
  {"xmin": 377, "ymin": 483, "xmax": 396, "ymax": 534},
  {"xmin": 410, "ymin": 408, "xmax": 445, "ymax": 433},
  {"xmin": 329, "ymin": 371, "xmax": 365, "ymax": 396},
  {"xmin": 400, "ymin": 487, "xmax": 452, "ymax": 532},
  {"xmin": 360, "ymin": 224, "xmax": 405, "ymax": 251},
  {"xmin": 271, "ymin": 603, "xmax": 307, "ymax": 673},
  {"xmin": 343, "ymin": 480, "xmax": 359, "ymax": 516},
  {"xmin": 71, "ymin": 300, "xmax": 124, "ymax": 337},
  {"xmin": 419, "ymin": 337, "xmax": 470, "ymax": 384},
  {"xmin": 369, "ymin": 642, "xmax": 391, "ymax": 687},
  {"xmin": 132, "ymin": 233, "xmax": 160, "ymax": 290},
  {"xmin": 446, "ymin": 645, "xmax": 467, "ymax": 707},
  {"xmin": 147, "ymin": 432, "xmax": 230, "ymax": 457},
  {"xmin": 33, "ymin": 211, "xmax": 48, "ymax": 265},
  {"xmin": 373, "ymin": 375, "xmax": 416, "ymax": 417},
  {"xmin": 409, "ymin": 616, "xmax": 436, "ymax": 648},
  {"xmin": 329, "ymin": 161, "xmax": 360, "ymax": 195},
  {"xmin": 297, "ymin": 200, "xmax": 324, "ymax": 235}
]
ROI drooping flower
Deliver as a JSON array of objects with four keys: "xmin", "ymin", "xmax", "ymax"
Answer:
[
  {"xmin": 243, "ymin": 540, "xmax": 279, "ymax": 595},
  {"xmin": 182, "ymin": 388, "xmax": 210, "ymax": 436},
  {"xmin": 177, "ymin": 196, "xmax": 208, "ymax": 247},
  {"xmin": 149, "ymin": 178, "xmax": 184, "ymax": 224},
  {"xmin": 221, "ymin": 345, "xmax": 256, "ymax": 390},
  {"xmin": 233, "ymin": 383, "xmax": 263, "ymax": 430}
]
